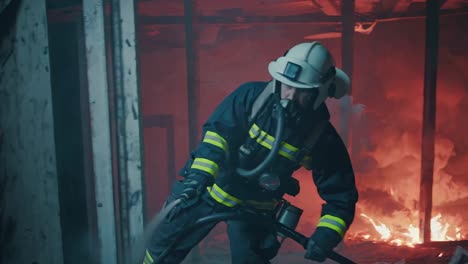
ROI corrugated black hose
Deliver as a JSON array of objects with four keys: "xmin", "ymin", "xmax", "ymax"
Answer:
[
  {"xmin": 154, "ymin": 209, "xmax": 357, "ymax": 264},
  {"xmin": 236, "ymin": 93, "xmax": 285, "ymax": 179}
]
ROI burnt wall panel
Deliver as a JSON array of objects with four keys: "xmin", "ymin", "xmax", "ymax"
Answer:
[{"xmin": 0, "ymin": 0, "xmax": 64, "ymax": 263}]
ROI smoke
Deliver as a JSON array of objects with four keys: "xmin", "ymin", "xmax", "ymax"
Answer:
[
  {"xmin": 329, "ymin": 28, "xmax": 468, "ymax": 239},
  {"xmin": 358, "ymin": 188, "xmax": 409, "ymax": 216},
  {"xmin": 128, "ymin": 199, "xmax": 181, "ymax": 264}
]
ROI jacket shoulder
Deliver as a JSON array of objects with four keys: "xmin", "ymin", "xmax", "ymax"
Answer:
[{"xmin": 234, "ymin": 81, "xmax": 269, "ymax": 97}]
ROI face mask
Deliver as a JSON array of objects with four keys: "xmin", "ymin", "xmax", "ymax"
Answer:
[{"xmin": 280, "ymin": 99, "xmax": 299, "ymax": 118}]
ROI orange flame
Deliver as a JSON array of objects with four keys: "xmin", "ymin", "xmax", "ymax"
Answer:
[{"xmin": 352, "ymin": 213, "xmax": 466, "ymax": 247}]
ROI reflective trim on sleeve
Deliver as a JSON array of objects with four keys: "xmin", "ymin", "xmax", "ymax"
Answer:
[
  {"xmin": 143, "ymin": 250, "xmax": 154, "ymax": 264},
  {"xmin": 190, "ymin": 158, "xmax": 219, "ymax": 178},
  {"xmin": 207, "ymin": 184, "xmax": 242, "ymax": 207},
  {"xmin": 203, "ymin": 131, "xmax": 229, "ymax": 153},
  {"xmin": 317, "ymin": 214, "xmax": 347, "ymax": 238}
]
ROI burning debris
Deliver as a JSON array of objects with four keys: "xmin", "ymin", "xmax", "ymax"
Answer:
[{"xmin": 349, "ymin": 213, "xmax": 466, "ymax": 248}]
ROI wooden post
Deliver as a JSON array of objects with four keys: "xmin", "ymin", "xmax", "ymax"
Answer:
[
  {"xmin": 339, "ymin": 0, "xmax": 354, "ymax": 147},
  {"xmin": 184, "ymin": 0, "xmax": 201, "ymax": 261},
  {"xmin": 82, "ymin": 1, "xmax": 118, "ymax": 263},
  {"xmin": 419, "ymin": 0, "xmax": 439, "ymax": 244},
  {"xmin": 110, "ymin": 0, "xmax": 145, "ymax": 262},
  {"xmin": 184, "ymin": 0, "xmax": 200, "ymax": 152}
]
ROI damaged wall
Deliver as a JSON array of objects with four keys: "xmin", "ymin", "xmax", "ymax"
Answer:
[{"xmin": 0, "ymin": 0, "xmax": 64, "ymax": 263}]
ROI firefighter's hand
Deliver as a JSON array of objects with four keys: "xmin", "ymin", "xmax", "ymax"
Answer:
[
  {"xmin": 167, "ymin": 174, "xmax": 210, "ymax": 221},
  {"xmin": 305, "ymin": 227, "xmax": 342, "ymax": 262},
  {"xmin": 304, "ymin": 239, "xmax": 327, "ymax": 262},
  {"xmin": 179, "ymin": 177, "xmax": 206, "ymax": 202}
]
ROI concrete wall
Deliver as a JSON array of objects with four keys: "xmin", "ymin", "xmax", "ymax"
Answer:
[
  {"xmin": 0, "ymin": 0, "xmax": 64, "ymax": 263},
  {"xmin": 0, "ymin": 0, "xmax": 13, "ymax": 14}
]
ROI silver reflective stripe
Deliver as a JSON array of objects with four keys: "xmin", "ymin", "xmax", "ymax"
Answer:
[
  {"xmin": 249, "ymin": 124, "xmax": 298, "ymax": 161},
  {"xmin": 203, "ymin": 131, "xmax": 228, "ymax": 152},
  {"xmin": 208, "ymin": 185, "xmax": 240, "ymax": 207},
  {"xmin": 250, "ymin": 124, "xmax": 261, "ymax": 138},
  {"xmin": 317, "ymin": 215, "xmax": 347, "ymax": 237},
  {"xmin": 320, "ymin": 218, "xmax": 346, "ymax": 231},
  {"xmin": 191, "ymin": 158, "xmax": 219, "ymax": 177},
  {"xmin": 278, "ymin": 144, "xmax": 296, "ymax": 160}
]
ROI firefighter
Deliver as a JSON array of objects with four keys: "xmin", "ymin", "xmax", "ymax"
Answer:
[{"xmin": 142, "ymin": 41, "xmax": 359, "ymax": 264}]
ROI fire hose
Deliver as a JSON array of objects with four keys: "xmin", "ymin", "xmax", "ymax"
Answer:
[
  {"xmin": 154, "ymin": 203, "xmax": 357, "ymax": 264},
  {"xmin": 145, "ymin": 88, "xmax": 357, "ymax": 263}
]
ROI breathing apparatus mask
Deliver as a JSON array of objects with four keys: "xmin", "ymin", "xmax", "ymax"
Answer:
[
  {"xmin": 237, "ymin": 42, "xmax": 350, "ymax": 191},
  {"xmin": 268, "ymin": 41, "xmax": 350, "ymax": 110}
]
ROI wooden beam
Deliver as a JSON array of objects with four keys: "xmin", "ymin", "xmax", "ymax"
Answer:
[
  {"xmin": 184, "ymin": 1, "xmax": 202, "ymax": 260},
  {"xmin": 341, "ymin": 0, "xmax": 354, "ymax": 94},
  {"xmin": 47, "ymin": 5, "xmax": 468, "ymax": 24},
  {"xmin": 339, "ymin": 0, "xmax": 354, "ymax": 147},
  {"xmin": 136, "ymin": 7, "xmax": 468, "ymax": 25},
  {"xmin": 184, "ymin": 0, "xmax": 200, "ymax": 160},
  {"xmin": 311, "ymin": 0, "xmax": 341, "ymax": 15},
  {"xmin": 392, "ymin": 0, "xmax": 414, "ymax": 13},
  {"xmin": 419, "ymin": 0, "xmax": 439, "ymax": 244},
  {"xmin": 82, "ymin": 1, "xmax": 118, "ymax": 263},
  {"xmin": 139, "ymin": 13, "xmax": 342, "ymax": 25},
  {"xmin": 110, "ymin": 0, "xmax": 145, "ymax": 261}
]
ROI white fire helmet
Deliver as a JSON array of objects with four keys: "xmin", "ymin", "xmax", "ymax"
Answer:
[{"xmin": 268, "ymin": 41, "xmax": 350, "ymax": 109}]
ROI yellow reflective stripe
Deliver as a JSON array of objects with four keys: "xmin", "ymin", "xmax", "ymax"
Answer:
[
  {"xmin": 203, "ymin": 131, "xmax": 228, "ymax": 153},
  {"xmin": 317, "ymin": 215, "xmax": 347, "ymax": 238},
  {"xmin": 206, "ymin": 184, "xmax": 277, "ymax": 210},
  {"xmin": 249, "ymin": 123, "xmax": 261, "ymax": 138},
  {"xmin": 282, "ymin": 142, "xmax": 298, "ymax": 152},
  {"xmin": 207, "ymin": 184, "xmax": 242, "ymax": 207},
  {"xmin": 251, "ymin": 124, "xmax": 275, "ymax": 150},
  {"xmin": 191, "ymin": 158, "xmax": 219, "ymax": 178},
  {"xmin": 278, "ymin": 142, "xmax": 297, "ymax": 160},
  {"xmin": 143, "ymin": 250, "xmax": 154, "ymax": 264},
  {"xmin": 248, "ymin": 123, "xmax": 299, "ymax": 161},
  {"xmin": 322, "ymin": 214, "xmax": 347, "ymax": 227}
]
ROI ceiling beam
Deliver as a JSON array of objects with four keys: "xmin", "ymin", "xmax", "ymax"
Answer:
[
  {"xmin": 138, "ymin": 7, "xmax": 468, "ymax": 26},
  {"xmin": 392, "ymin": 0, "xmax": 414, "ymax": 13},
  {"xmin": 48, "ymin": 5, "xmax": 468, "ymax": 25},
  {"xmin": 310, "ymin": 0, "xmax": 340, "ymax": 15},
  {"xmin": 139, "ymin": 13, "xmax": 341, "ymax": 25}
]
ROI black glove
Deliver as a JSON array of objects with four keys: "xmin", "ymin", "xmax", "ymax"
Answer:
[
  {"xmin": 166, "ymin": 174, "xmax": 211, "ymax": 221},
  {"xmin": 304, "ymin": 227, "xmax": 342, "ymax": 262},
  {"xmin": 304, "ymin": 239, "xmax": 327, "ymax": 262},
  {"xmin": 180, "ymin": 176, "xmax": 208, "ymax": 202}
]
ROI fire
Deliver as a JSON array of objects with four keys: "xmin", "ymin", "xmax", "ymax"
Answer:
[
  {"xmin": 352, "ymin": 213, "xmax": 466, "ymax": 247},
  {"xmin": 360, "ymin": 214, "xmax": 391, "ymax": 240}
]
